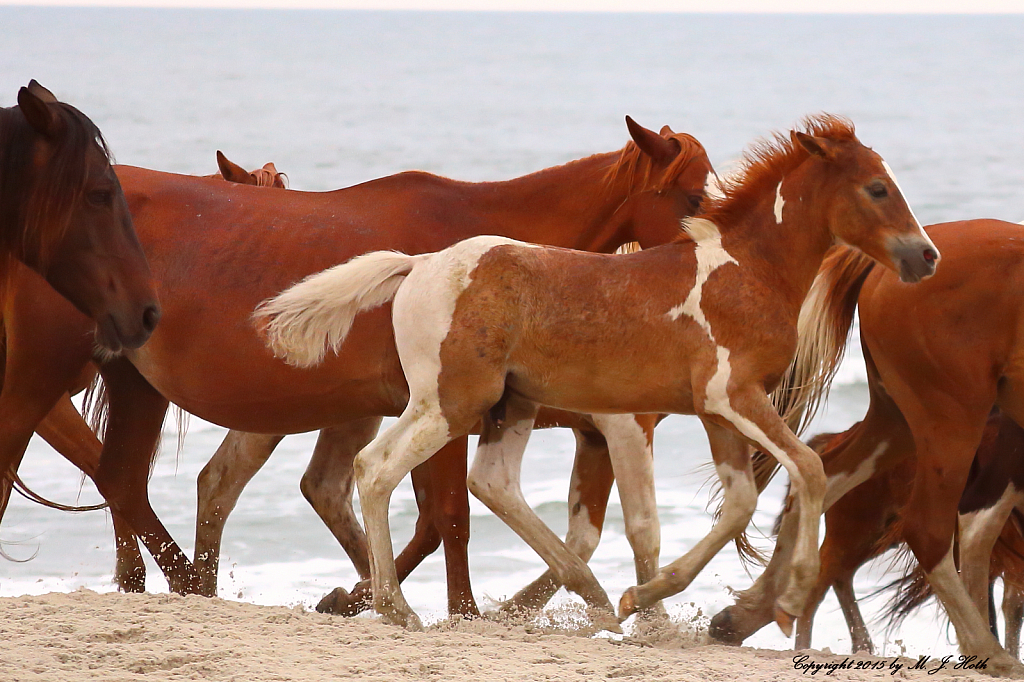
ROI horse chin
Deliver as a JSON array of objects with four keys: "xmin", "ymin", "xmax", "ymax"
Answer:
[{"xmin": 93, "ymin": 318, "xmax": 125, "ymax": 358}]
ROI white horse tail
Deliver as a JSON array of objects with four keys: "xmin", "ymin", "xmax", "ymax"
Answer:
[
  {"xmin": 255, "ymin": 250, "xmax": 425, "ymax": 367},
  {"xmin": 770, "ymin": 245, "xmax": 876, "ymax": 439}
]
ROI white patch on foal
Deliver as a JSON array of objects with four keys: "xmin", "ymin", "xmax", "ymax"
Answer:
[
  {"xmin": 666, "ymin": 218, "xmax": 738, "ymax": 327},
  {"xmin": 773, "ymin": 181, "xmax": 785, "ymax": 224}
]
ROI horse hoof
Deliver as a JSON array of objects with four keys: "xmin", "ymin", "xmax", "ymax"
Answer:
[
  {"xmin": 592, "ymin": 609, "xmax": 624, "ymax": 635},
  {"xmin": 403, "ymin": 612, "xmax": 425, "ymax": 632},
  {"xmin": 774, "ymin": 604, "xmax": 796, "ymax": 638},
  {"xmin": 618, "ymin": 587, "xmax": 638, "ymax": 620},
  {"xmin": 708, "ymin": 608, "xmax": 743, "ymax": 645},
  {"xmin": 316, "ymin": 587, "xmax": 370, "ymax": 617}
]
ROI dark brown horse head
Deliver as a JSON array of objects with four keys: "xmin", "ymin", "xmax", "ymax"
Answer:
[
  {"xmin": 1, "ymin": 81, "xmax": 159, "ymax": 351},
  {"xmin": 788, "ymin": 118, "xmax": 940, "ymax": 283},
  {"xmin": 609, "ymin": 116, "xmax": 715, "ymax": 249},
  {"xmin": 215, "ymin": 150, "xmax": 288, "ymax": 189}
]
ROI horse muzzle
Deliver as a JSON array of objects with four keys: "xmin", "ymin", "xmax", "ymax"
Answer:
[{"xmin": 890, "ymin": 237, "xmax": 940, "ymax": 283}]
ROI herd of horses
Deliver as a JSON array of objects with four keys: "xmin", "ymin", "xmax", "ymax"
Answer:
[{"xmin": 4, "ymin": 80, "xmax": 1024, "ymax": 676}]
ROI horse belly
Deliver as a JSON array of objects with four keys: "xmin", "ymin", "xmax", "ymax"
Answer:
[{"xmin": 125, "ymin": 306, "xmax": 410, "ymax": 434}]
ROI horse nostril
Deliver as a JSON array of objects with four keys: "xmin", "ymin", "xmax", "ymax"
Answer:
[
  {"xmin": 923, "ymin": 248, "xmax": 937, "ymax": 264},
  {"xmin": 142, "ymin": 304, "xmax": 161, "ymax": 333}
]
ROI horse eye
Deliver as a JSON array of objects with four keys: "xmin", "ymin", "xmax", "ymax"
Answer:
[
  {"xmin": 688, "ymin": 194, "xmax": 704, "ymax": 209},
  {"xmin": 866, "ymin": 181, "xmax": 888, "ymax": 199}
]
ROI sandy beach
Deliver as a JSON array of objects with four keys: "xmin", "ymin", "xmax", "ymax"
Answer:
[{"xmin": 0, "ymin": 590, "xmax": 1006, "ymax": 681}]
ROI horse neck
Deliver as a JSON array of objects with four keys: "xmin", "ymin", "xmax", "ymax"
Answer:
[
  {"xmin": 469, "ymin": 151, "xmax": 635, "ymax": 252},
  {"xmin": 720, "ymin": 170, "xmax": 837, "ymax": 310}
]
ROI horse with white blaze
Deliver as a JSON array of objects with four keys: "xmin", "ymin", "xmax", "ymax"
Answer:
[{"xmin": 256, "ymin": 115, "xmax": 938, "ymax": 633}]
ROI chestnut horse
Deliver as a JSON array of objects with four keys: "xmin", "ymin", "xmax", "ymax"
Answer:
[
  {"xmin": 0, "ymin": 119, "xmax": 713, "ymax": 612},
  {"xmin": 0, "ymin": 80, "xmax": 158, "ymax": 351},
  {"xmin": 0, "ymin": 153, "xmax": 288, "ymax": 584},
  {"xmin": 709, "ymin": 220, "xmax": 1024, "ymax": 676},
  {"xmin": 260, "ymin": 114, "xmax": 938, "ymax": 632}
]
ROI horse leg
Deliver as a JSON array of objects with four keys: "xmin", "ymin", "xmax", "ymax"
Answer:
[
  {"xmin": 426, "ymin": 437, "xmax": 480, "ymax": 617},
  {"xmin": 594, "ymin": 413, "xmax": 665, "ymax": 618},
  {"xmin": 1003, "ymin": 581, "xmax": 1024, "ymax": 658},
  {"xmin": 959, "ymin": 486, "xmax": 1022, "ymax": 628},
  {"xmin": 500, "ymin": 425, "xmax": 615, "ymax": 615},
  {"xmin": 899, "ymin": 406, "xmax": 1022, "ymax": 675},
  {"xmin": 619, "ymin": 416, "xmax": 757, "ymax": 620},
  {"xmin": 468, "ymin": 395, "xmax": 621, "ymax": 632},
  {"xmin": 34, "ymin": 394, "xmax": 146, "ymax": 592},
  {"xmin": 355, "ymin": 398, "xmax": 459, "ymax": 630},
  {"xmin": 710, "ymin": 363, "xmax": 914, "ymax": 644},
  {"xmin": 834, "ymin": 576, "xmax": 873, "ymax": 655},
  {"xmin": 797, "ymin": 461, "xmax": 908, "ymax": 652},
  {"xmin": 93, "ymin": 358, "xmax": 199, "ymax": 594},
  {"xmin": 326, "ymin": 460, "xmax": 446, "ymax": 616},
  {"xmin": 194, "ymin": 430, "xmax": 284, "ymax": 596}
]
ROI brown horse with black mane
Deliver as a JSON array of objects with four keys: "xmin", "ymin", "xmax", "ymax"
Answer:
[
  {"xmin": 260, "ymin": 114, "xmax": 937, "ymax": 633},
  {"xmin": 0, "ymin": 119, "xmax": 713, "ymax": 613},
  {"xmin": 0, "ymin": 80, "xmax": 158, "ymax": 350}
]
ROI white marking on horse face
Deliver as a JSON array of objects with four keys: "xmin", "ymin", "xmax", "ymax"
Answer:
[
  {"xmin": 773, "ymin": 181, "xmax": 785, "ymax": 224},
  {"xmin": 880, "ymin": 159, "xmax": 939, "ymax": 253},
  {"xmin": 823, "ymin": 440, "xmax": 888, "ymax": 510},
  {"xmin": 666, "ymin": 218, "xmax": 738, "ymax": 327}
]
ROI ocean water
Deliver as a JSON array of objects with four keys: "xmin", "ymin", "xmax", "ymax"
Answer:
[{"xmin": 2, "ymin": 7, "xmax": 1023, "ymax": 659}]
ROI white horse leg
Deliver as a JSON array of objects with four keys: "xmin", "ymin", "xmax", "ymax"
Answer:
[
  {"xmin": 926, "ymin": 544, "xmax": 1024, "ymax": 676},
  {"xmin": 355, "ymin": 403, "xmax": 452, "ymax": 631},
  {"xmin": 620, "ymin": 417, "xmax": 755, "ymax": 618},
  {"xmin": 195, "ymin": 431, "xmax": 284, "ymax": 596},
  {"xmin": 1003, "ymin": 580, "xmax": 1024, "ymax": 658},
  {"xmin": 590, "ymin": 413, "xmax": 663, "ymax": 614},
  {"xmin": 467, "ymin": 396, "xmax": 621, "ymax": 633},
  {"xmin": 501, "ymin": 426, "xmax": 613, "ymax": 615},
  {"xmin": 960, "ymin": 485, "xmax": 1022, "ymax": 623}
]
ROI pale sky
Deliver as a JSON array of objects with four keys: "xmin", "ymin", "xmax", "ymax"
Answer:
[{"xmin": 3, "ymin": 0, "xmax": 1024, "ymax": 11}]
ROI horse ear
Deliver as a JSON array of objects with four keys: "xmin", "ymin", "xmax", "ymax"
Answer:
[
  {"xmin": 18, "ymin": 84, "xmax": 56, "ymax": 138},
  {"xmin": 217, "ymin": 151, "xmax": 256, "ymax": 185},
  {"xmin": 626, "ymin": 115, "xmax": 681, "ymax": 166},
  {"xmin": 26, "ymin": 80, "xmax": 58, "ymax": 104},
  {"xmin": 792, "ymin": 131, "xmax": 835, "ymax": 160},
  {"xmin": 659, "ymin": 124, "xmax": 675, "ymax": 136}
]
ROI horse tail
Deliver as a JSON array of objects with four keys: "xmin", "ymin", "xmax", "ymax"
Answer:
[
  {"xmin": 873, "ymin": 545, "xmax": 936, "ymax": 633},
  {"xmin": 255, "ymin": 250, "xmax": 425, "ymax": 368},
  {"xmin": 746, "ymin": 247, "xmax": 878, "ymax": 497}
]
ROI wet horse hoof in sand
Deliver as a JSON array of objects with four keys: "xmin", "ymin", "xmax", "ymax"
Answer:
[
  {"xmin": 707, "ymin": 608, "xmax": 746, "ymax": 646},
  {"xmin": 590, "ymin": 608, "xmax": 624, "ymax": 635},
  {"xmin": 315, "ymin": 584, "xmax": 373, "ymax": 617}
]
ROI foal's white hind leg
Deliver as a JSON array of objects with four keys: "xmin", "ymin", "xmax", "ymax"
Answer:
[
  {"xmin": 467, "ymin": 396, "xmax": 622, "ymax": 633},
  {"xmin": 355, "ymin": 403, "xmax": 452, "ymax": 631},
  {"xmin": 590, "ymin": 414, "xmax": 664, "ymax": 614},
  {"xmin": 620, "ymin": 418, "xmax": 755, "ymax": 619}
]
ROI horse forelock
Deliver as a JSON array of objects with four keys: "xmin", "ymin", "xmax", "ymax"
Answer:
[
  {"xmin": 602, "ymin": 131, "xmax": 708, "ymax": 197},
  {"xmin": 699, "ymin": 113, "xmax": 857, "ymax": 227}
]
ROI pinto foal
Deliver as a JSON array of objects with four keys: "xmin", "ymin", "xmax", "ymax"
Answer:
[{"xmin": 260, "ymin": 115, "xmax": 937, "ymax": 632}]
